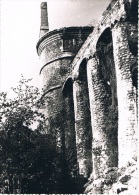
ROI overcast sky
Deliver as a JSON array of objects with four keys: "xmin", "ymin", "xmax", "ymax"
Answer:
[{"xmin": 0, "ymin": 0, "xmax": 111, "ymax": 94}]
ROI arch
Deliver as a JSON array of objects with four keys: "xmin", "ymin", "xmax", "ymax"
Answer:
[
  {"xmin": 78, "ymin": 58, "xmax": 88, "ymax": 81},
  {"xmin": 96, "ymin": 27, "xmax": 118, "ymax": 107},
  {"xmin": 97, "ymin": 27, "xmax": 112, "ymax": 45},
  {"xmin": 62, "ymin": 76, "xmax": 77, "ymax": 177},
  {"xmin": 62, "ymin": 76, "xmax": 73, "ymax": 98},
  {"xmin": 87, "ymin": 27, "xmax": 118, "ymax": 178},
  {"xmin": 130, "ymin": 0, "xmax": 138, "ymax": 23}
]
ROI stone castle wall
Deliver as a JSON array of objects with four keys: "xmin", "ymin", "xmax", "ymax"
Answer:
[{"xmin": 37, "ymin": 0, "xmax": 138, "ymax": 194}]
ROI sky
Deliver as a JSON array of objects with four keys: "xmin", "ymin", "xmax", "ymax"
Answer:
[{"xmin": 0, "ymin": 0, "xmax": 111, "ymax": 95}]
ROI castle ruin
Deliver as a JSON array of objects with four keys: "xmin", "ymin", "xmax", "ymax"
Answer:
[{"xmin": 36, "ymin": 0, "xmax": 138, "ymax": 194}]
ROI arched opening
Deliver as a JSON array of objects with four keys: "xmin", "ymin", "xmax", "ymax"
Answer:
[
  {"xmin": 96, "ymin": 27, "xmax": 118, "ymax": 169},
  {"xmin": 78, "ymin": 59, "xmax": 92, "ymax": 156},
  {"xmin": 127, "ymin": 22, "xmax": 138, "ymax": 90},
  {"xmin": 78, "ymin": 58, "xmax": 92, "ymax": 167},
  {"xmin": 125, "ymin": 0, "xmax": 138, "ymax": 23},
  {"xmin": 96, "ymin": 27, "xmax": 118, "ymax": 107},
  {"xmin": 62, "ymin": 78, "xmax": 78, "ymax": 180},
  {"xmin": 129, "ymin": 0, "xmax": 138, "ymax": 23}
]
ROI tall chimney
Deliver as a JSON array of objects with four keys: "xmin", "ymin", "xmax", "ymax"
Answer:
[{"xmin": 40, "ymin": 2, "xmax": 49, "ymax": 38}]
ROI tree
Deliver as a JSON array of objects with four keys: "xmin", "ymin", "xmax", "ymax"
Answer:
[
  {"xmin": 0, "ymin": 76, "xmax": 86, "ymax": 194},
  {"xmin": 0, "ymin": 76, "xmax": 59, "ymax": 193},
  {"xmin": 0, "ymin": 75, "xmax": 46, "ymax": 131}
]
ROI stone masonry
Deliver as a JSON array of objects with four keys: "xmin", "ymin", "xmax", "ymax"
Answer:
[{"xmin": 36, "ymin": 0, "xmax": 138, "ymax": 194}]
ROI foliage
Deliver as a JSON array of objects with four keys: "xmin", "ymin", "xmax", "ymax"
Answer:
[
  {"xmin": 0, "ymin": 128, "xmax": 59, "ymax": 193},
  {"xmin": 0, "ymin": 76, "xmax": 84, "ymax": 194},
  {"xmin": 0, "ymin": 76, "xmax": 59, "ymax": 193},
  {"xmin": 0, "ymin": 75, "xmax": 46, "ymax": 131}
]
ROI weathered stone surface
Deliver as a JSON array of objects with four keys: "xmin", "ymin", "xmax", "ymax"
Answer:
[
  {"xmin": 73, "ymin": 76, "xmax": 92, "ymax": 178},
  {"xmin": 125, "ymin": 164, "xmax": 137, "ymax": 174},
  {"xmin": 84, "ymin": 182, "xmax": 93, "ymax": 193},
  {"xmin": 63, "ymin": 83, "xmax": 77, "ymax": 176},
  {"xmin": 37, "ymin": 0, "xmax": 138, "ymax": 194},
  {"xmin": 37, "ymin": 27, "xmax": 93, "ymax": 176},
  {"xmin": 104, "ymin": 167, "xmax": 118, "ymax": 175},
  {"xmin": 111, "ymin": 183, "xmax": 128, "ymax": 194},
  {"xmin": 119, "ymin": 174, "xmax": 131, "ymax": 183},
  {"xmin": 87, "ymin": 57, "xmax": 118, "ymax": 180},
  {"xmin": 112, "ymin": 21, "xmax": 137, "ymax": 168}
]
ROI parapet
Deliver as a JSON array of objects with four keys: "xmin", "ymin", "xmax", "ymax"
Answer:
[{"xmin": 37, "ymin": 26, "xmax": 93, "ymax": 57}]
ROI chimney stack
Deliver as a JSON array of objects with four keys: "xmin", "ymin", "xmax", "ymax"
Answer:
[{"xmin": 40, "ymin": 2, "xmax": 49, "ymax": 38}]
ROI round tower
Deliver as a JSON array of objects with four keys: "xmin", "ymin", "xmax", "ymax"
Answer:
[
  {"xmin": 37, "ymin": 2, "xmax": 93, "ymax": 176},
  {"xmin": 37, "ymin": 26, "xmax": 93, "ymax": 140}
]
